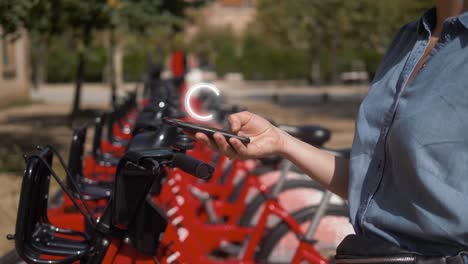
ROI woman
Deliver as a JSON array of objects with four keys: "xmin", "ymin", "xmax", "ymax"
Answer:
[{"xmin": 195, "ymin": 0, "xmax": 468, "ymax": 262}]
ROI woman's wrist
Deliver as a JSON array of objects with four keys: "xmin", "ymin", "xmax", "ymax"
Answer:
[{"xmin": 276, "ymin": 128, "xmax": 295, "ymax": 158}]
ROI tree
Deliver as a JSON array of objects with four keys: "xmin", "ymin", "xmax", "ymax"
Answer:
[
  {"xmin": 0, "ymin": 0, "xmax": 209, "ymax": 116},
  {"xmin": 62, "ymin": 1, "xmax": 112, "ymax": 116},
  {"xmin": 0, "ymin": 0, "xmax": 64, "ymax": 89},
  {"xmin": 251, "ymin": 0, "xmax": 434, "ymax": 84},
  {"xmin": 252, "ymin": 0, "xmax": 346, "ymax": 85},
  {"xmin": 106, "ymin": 0, "xmax": 196, "ymax": 107}
]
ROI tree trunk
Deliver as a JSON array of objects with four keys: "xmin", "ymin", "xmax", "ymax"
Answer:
[
  {"xmin": 329, "ymin": 30, "xmax": 339, "ymax": 85},
  {"xmin": 109, "ymin": 28, "xmax": 117, "ymax": 108},
  {"xmin": 71, "ymin": 27, "xmax": 91, "ymax": 117},
  {"xmin": 309, "ymin": 30, "xmax": 322, "ymax": 87},
  {"xmin": 31, "ymin": 39, "xmax": 40, "ymax": 90},
  {"xmin": 31, "ymin": 35, "xmax": 48, "ymax": 90},
  {"xmin": 71, "ymin": 45, "xmax": 86, "ymax": 116}
]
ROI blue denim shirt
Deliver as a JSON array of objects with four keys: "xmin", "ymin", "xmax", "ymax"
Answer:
[{"xmin": 350, "ymin": 8, "xmax": 468, "ymax": 256}]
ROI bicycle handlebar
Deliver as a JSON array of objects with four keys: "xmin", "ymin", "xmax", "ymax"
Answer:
[{"xmin": 172, "ymin": 153, "xmax": 213, "ymax": 181}]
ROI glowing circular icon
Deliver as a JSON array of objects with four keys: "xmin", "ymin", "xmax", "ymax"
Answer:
[{"xmin": 185, "ymin": 82, "xmax": 220, "ymax": 121}]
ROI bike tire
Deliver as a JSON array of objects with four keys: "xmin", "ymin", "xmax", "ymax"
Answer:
[
  {"xmin": 239, "ymin": 179, "xmax": 324, "ymax": 226},
  {"xmin": 255, "ymin": 204, "xmax": 349, "ymax": 263},
  {"xmin": 0, "ymin": 250, "xmax": 23, "ymax": 264}
]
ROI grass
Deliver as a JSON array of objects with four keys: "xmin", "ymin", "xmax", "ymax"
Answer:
[{"xmin": 0, "ymin": 144, "xmax": 24, "ymax": 173}]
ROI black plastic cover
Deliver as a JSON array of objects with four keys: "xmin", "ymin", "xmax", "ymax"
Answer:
[
  {"xmin": 112, "ymin": 161, "xmax": 156, "ymax": 229},
  {"xmin": 127, "ymin": 125, "xmax": 179, "ymax": 152},
  {"xmin": 128, "ymin": 196, "xmax": 168, "ymax": 256}
]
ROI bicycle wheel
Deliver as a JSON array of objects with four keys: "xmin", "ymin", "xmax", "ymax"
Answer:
[
  {"xmin": 239, "ymin": 179, "xmax": 324, "ymax": 226},
  {"xmin": 256, "ymin": 204, "xmax": 351, "ymax": 264}
]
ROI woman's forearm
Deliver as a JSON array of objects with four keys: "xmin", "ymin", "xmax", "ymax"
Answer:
[{"xmin": 278, "ymin": 130, "xmax": 350, "ymax": 199}]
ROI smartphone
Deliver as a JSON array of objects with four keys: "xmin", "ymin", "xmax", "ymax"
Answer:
[{"xmin": 163, "ymin": 118, "xmax": 251, "ymax": 144}]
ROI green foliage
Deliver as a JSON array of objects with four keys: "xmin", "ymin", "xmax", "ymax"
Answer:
[
  {"xmin": 187, "ymin": 28, "xmax": 309, "ymax": 80},
  {"xmin": 46, "ymin": 45, "xmax": 77, "ymax": 83},
  {"xmin": 0, "ymin": 0, "xmax": 64, "ymax": 35},
  {"xmin": 46, "ymin": 37, "xmax": 106, "ymax": 83},
  {"xmin": 0, "ymin": 0, "xmax": 28, "ymax": 34},
  {"xmin": 123, "ymin": 47, "xmax": 147, "ymax": 82},
  {"xmin": 187, "ymin": 0, "xmax": 434, "ymax": 82},
  {"xmin": 238, "ymin": 33, "xmax": 308, "ymax": 80},
  {"xmin": 84, "ymin": 45, "xmax": 106, "ymax": 82},
  {"xmin": 0, "ymin": 144, "xmax": 23, "ymax": 173}
]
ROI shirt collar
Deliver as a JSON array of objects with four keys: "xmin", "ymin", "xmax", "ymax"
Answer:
[
  {"xmin": 457, "ymin": 11, "xmax": 468, "ymax": 30},
  {"xmin": 418, "ymin": 7, "xmax": 468, "ymax": 34},
  {"xmin": 417, "ymin": 8, "xmax": 436, "ymax": 35}
]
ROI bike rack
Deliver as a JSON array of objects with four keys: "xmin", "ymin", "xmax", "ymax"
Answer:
[
  {"xmin": 92, "ymin": 113, "xmax": 105, "ymax": 159},
  {"xmin": 68, "ymin": 126, "xmax": 112, "ymax": 201},
  {"xmin": 14, "ymin": 146, "xmax": 90, "ymax": 263}
]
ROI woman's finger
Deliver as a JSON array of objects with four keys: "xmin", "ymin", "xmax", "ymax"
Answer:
[
  {"xmin": 183, "ymin": 130, "xmax": 196, "ymax": 139},
  {"xmin": 228, "ymin": 111, "xmax": 252, "ymax": 133},
  {"xmin": 229, "ymin": 138, "xmax": 249, "ymax": 157},
  {"xmin": 228, "ymin": 115, "xmax": 241, "ymax": 133},
  {"xmin": 195, "ymin": 132, "xmax": 219, "ymax": 152},
  {"xmin": 213, "ymin": 133, "xmax": 237, "ymax": 158}
]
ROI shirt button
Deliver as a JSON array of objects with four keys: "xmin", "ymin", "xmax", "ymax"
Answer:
[{"xmin": 377, "ymin": 161, "xmax": 382, "ymax": 169}]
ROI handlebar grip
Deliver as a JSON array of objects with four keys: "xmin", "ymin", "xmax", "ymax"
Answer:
[{"xmin": 172, "ymin": 153, "xmax": 214, "ymax": 180}]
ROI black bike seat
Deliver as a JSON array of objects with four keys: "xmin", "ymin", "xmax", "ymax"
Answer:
[
  {"xmin": 279, "ymin": 124, "xmax": 331, "ymax": 147},
  {"xmin": 133, "ymin": 117, "xmax": 163, "ymax": 134},
  {"xmin": 79, "ymin": 183, "xmax": 112, "ymax": 200},
  {"xmin": 322, "ymin": 148, "xmax": 351, "ymax": 158},
  {"xmin": 258, "ymin": 155, "xmax": 283, "ymax": 166},
  {"xmin": 127, "ymin": 125, "xmax": 179, "ymax": 152},
  {"xmin": 127, "ymin": 132, "xmax": 159, "ymax": 151}
]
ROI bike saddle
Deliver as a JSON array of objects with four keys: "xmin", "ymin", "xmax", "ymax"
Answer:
[
  {"xmin": 127, "ymin": 124, "xmax": 180, "ymax": 152},
  {"xmin": 133, "ymin": 103, "xmax": 186, "ymax": 135},
  {"xmin": 14, "ymin": 147, "xmax": 90, "ymax": 263},
  {"xmin": 133, "ymin": 111, "xmax": 164, "ymax": 135},
  {"xmin": 279, "ymin": 124, "xmax": 331, "ymax": 147},
  {"xmin": 258, "ymin": 155, "xmax": 283, "ymax": 166},
  {"xmin": 68, "ymin": 127, "xmax": 112, "ymax": 200},
  {"xmin": 322, "ymin": 147, "xmax": 351, "ymax": 159}
]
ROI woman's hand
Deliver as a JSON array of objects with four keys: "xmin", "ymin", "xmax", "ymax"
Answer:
[
  {"xmin": 195, "ymin": 111, "xmax": 286, "ymax": 160},
  {"xmin": 194, "ymin": 111, "xmax": 349, "ymax": 198}
]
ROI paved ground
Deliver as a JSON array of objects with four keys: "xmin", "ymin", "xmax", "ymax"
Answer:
[
  {"xmin": 31, "ymin": 83, "xmax": 138, "ymax": 107},
  {"xmin": 215, "ymin": 80, "xmax": 368, "ymax": 104},
  {"xmin": 34, "ymin": 81, "xmax": 368, "ymax": 106},
  {"xmin": 0, "ymin": 81, "xmax": 364, "ymax": 257}
]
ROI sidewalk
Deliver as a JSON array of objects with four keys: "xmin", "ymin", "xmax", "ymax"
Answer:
[
  {"xmin": 214, "ymin": 80, "xmax": 369, "ymax": 104},
  {"xmin": 31, "ymin": 83, "xmax": 139, "ymax": 107},
  {"xmin": 32, "ymin": 81, "xmax": 369, "ymax": 106}
]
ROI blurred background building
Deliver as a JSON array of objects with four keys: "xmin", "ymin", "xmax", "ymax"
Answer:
[
  {"xmin": 0, "ymin": 29, "xmax": 29, "ymax": 106},
  {"xmin": 187, "ymin": 0, "xmax": 257, "ymax": 35}
]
